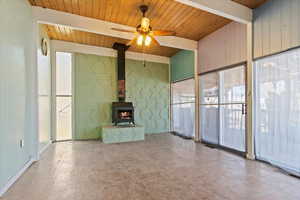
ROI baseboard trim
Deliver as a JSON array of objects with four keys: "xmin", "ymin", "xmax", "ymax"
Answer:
[
  {"xmin": 39, "ymin": 140, "xmax": 52, "ymax": 156},
  {"xmin": 0, "ymin": 158, "xmax": 35, "ymax": 197}
]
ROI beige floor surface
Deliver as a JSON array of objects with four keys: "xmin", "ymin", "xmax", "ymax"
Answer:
[{"xmin": 2, "ymin": 133, "xmax": 300, "ymax": 200}]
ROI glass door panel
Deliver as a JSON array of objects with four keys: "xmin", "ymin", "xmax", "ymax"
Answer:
[
  {"xmin": 172, "ymin": 103, "xmax": 195, "ymax": 138},
  {"xmin": 171, "ymin": 79, "xmax": 195, "ymax": 138},
  {"xmin": 172, "ymin": 79, "xmax": 195, "ymax": 104},
  {"xmin": 55, "ymin": 52, "xmax": 73, "ymax": 141},
  {"xmin": 219, "ymin": 104, "xmax": 245, "ymax": 151},
  {"xmin": 199, "ymin": 72, "xmax": 219, "ymax": 144},
  {"xmin": 200, "ymin": 72, "xmax": 219, "ymax": 104},
  {"xmin": 219, "ymin": 66, "xmax": 245, "ymax": 103},
  {"xmin": 56, "ymin": 96, "xmax": 72, "ymax": 141},
  {"xmin": 219, "ymin": 66, "xmax": 246, "ymax": 152},
  {"xmin": 200, "ymin": 105, "xmax": 219, "ymax": 144}
]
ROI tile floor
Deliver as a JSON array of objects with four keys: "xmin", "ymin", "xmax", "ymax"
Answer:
[{"xmin": 2, "ymin": 133, "xmax": 300, "ymax": 200}]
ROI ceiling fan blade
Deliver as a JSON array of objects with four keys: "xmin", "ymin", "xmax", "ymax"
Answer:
[
  {"xmin": 111, "ymin": 28, "xmax": 135, "ymax": 33},
  {"xmin": 127, "ymin": 36, "xmax": 138, "ymax": 46},
  {"xmin": 152, "ymin": 30, "xmax": 176, "ymax": 36},
  {"xmin": 149, "ymin": 35, "xmax": 160, "ymax": 46}
]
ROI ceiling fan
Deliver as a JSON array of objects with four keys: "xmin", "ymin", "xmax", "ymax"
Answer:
[{"xmin": 111, "ymin": 4, "xmax": 176, "ymax": 47}]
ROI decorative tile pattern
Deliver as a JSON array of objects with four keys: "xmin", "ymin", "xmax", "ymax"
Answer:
[
  {"xmin": 74, "ymin": 54, "xmax": 169, "ymax": 139},
  {"xmin": 126, "ymin": 59, "xmax": 170, "ymax": 134},
  {"xmin": 74, "ymin": 54, "xmax": 117, "ymax": 140}
]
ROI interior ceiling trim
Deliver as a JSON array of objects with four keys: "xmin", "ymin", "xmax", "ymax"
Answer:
[
  {"xmin": 175, "ymin": 0, "xmax": 252, "ymax": 24},
  {"xmin": 44, "ymin": 24, "xmax": 180, "ymax": 57},
  {"xmin": 33, "ymin": 6, "xmax": 198, "ymax": 50},
  {"xmin": 51, "ymin": 40, "xmax": 170, "ymax": 64}
]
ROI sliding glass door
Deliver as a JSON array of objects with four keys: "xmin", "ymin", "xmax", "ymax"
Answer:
[
  {"xmin": 219, "ymin": 67, "xmax": 246, "ymax": 152},
  {"xmin": 200, "ymin": 65, "xmax": 246, "ymax": 152},
  {"xmin": 171, "ymin": 79, "xmax": 195, "ymax": 138},
  {"xmin": 254, "ymin": 49, "xmax": 300, "ymax": 175}
]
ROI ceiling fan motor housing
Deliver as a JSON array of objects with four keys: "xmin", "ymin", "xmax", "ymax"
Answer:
[
  {"xmin": 137, "ymin": 5, "xmax": 151, "ymax": 33},
  {"xmin": 139, "ymin": 5, "xmax": 149, "ymax": 16}
]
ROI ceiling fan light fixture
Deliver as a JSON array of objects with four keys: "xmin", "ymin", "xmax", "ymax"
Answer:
[
  {"xmin": 137, "ymin": 35, "xmax": 144, "ymax": 46},
  {"xmin": 112, "ymin": 4, "xmax": 175, "ymax": 48},
  {"xmin": 144, "ymin": 35, "xmax": 152, "ymax": 46}
]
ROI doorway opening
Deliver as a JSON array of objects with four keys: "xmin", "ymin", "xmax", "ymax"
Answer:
[{"xmin": 55, "ymin": 52, "xmax": 73, "ymax": 141}]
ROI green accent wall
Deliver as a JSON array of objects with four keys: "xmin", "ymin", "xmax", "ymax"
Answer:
[
  {"xmin": 74, "ymin": 53, "xmax": 170, "ymax": 140},
  {"xmin": 170, "ymin": 50, "xmax": 194, "ymax": 82}
]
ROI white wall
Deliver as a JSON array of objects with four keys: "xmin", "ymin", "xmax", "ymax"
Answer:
[
  {"xmin": 37, "ymin": 24, "xmax": 51, "ymax": 152},
  {"xmin": 0, "ymin": 0, "xmax": 37, "ymax": 195},
  {"xmin": 254, "ymin": 0, "xmax": 300, "ymax": 58},
  {"xmin": 198, "ymin": 22, "xmax": 247, "ymax": 73}
]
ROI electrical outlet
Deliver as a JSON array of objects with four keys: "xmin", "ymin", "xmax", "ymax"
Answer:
[{"xmin": 20, "ymin": 139, "xmax": 24, "ymax": 148}]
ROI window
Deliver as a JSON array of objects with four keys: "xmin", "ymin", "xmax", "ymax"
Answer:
[
  {"xmin": 171, "ymin": 79, "xmax": 195, "ymax": 138},
  {"xmin": 254, "ymin": 48, "xmax": 300, "ymax": 175}
]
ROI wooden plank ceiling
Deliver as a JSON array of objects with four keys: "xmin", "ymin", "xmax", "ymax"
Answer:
[
  {"xmin": 43, "ymin": 24, "xmax": 180, "ymax": 57},
  {"xmin": 30, "ymin": 0, "xmax": 268, "ymax": 57}
]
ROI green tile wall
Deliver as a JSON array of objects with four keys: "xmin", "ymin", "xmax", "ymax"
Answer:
[
  {"xmin": 74, "ymin": 53, "xmax": 170, "ymax": 139},
  {"xmin": 101, "ymin": 126, "xmax": 145, "ymax": 144},
  {"xmin": 170, "ymin": 50, "xmax": 194, "ymax": 82}
]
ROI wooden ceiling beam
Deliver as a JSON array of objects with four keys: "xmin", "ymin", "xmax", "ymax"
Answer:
[
  {"xmin": 175, "ymin": 0, "xmax": 252, "ymax": 24},
  {"xmin": 32, "ymin": 6, "xmax": 198, "ymax": 50}
]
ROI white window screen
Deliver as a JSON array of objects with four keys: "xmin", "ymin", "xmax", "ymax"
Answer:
[
  {"xmin": 171, "ymin": 79, "xmax": 195, "ymax": 138},
  {"xmin": 254, "ymin": 49, "xmax": 300, "ymax": 175}
]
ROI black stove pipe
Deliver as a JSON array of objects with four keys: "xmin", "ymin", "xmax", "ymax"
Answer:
[{"xmin": 112, "ymin": 43, "xmax": 129, "ymax": 102}]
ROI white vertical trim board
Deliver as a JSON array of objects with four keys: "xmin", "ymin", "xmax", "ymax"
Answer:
[
  {"xmin": 33, "ymin": 21, "xmax": 40, "ymax": 162},
  {"xmin": 0, "ymin": 159, "xmax": 35, "ymax": 197},
  {"xmin": 168, "ymin": 63, "xmax": 172, "ymax": 132},
  {"xmin": 50, "ymin": 47, "xmax": 57, "ymax": 142},
  {"xmin": 194, "ymin": 49, "xmax": 200, "ymax": 142},
  {"xmin": 51, "ymin": 40, "xmax": 170, "ymax": 64},
  {"xmin": 71, "ymin": 53, "xmax": 76, "ymax": 140},
  {"xmin": 246, "ymin": 23, "xmax": 255, "ymax": 160}
]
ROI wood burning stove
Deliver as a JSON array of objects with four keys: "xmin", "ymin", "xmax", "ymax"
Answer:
[
  {"xmin": 112, "ymin": 102, "xmax": 135, "ymax": 126},
  {"xmin": 112, "ymin": 43, "xmax": 135, "ymax": 126}
]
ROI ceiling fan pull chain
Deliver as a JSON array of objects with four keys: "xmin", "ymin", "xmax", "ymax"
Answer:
[{"xmin": 142, "ymin": 47, "xmax": 146, "ymax": 67}]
